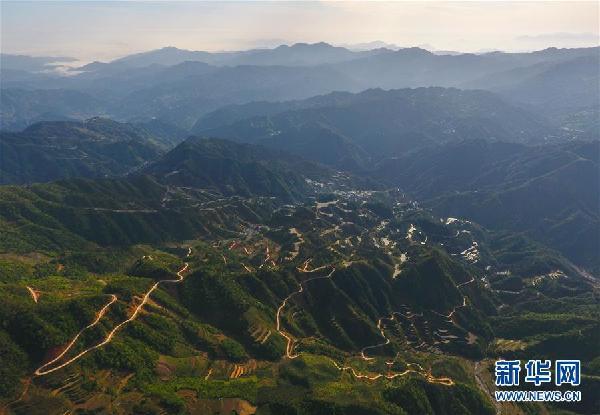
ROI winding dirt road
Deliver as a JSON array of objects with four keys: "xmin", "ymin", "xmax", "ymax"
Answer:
[
  {"xmin": 276, "ymin": 266, "xmax": 336, "ymax": 359},
  {"xmin": 35, "ymin": 294, "xmax": 118, "ymax": 376},
  {"xmin": 328, "ymin": 358, "xmax": 454, "ymax": 385},
  {"xmin": 34, "ymin": 247, "xmax": 192, "ymax": 376},
  {"xmin": 275, "ymin": 259, "xmax": 455, "ymax": 386},
  {"xmin": 360, "ymin": 317, "xmax": 392, "ymax": 361}
]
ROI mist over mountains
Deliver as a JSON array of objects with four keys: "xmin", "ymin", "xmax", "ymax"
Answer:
[
  {"xmin": 1, "ymin": 42, "xmax": 598, "ymax": 270},
  {"xmin": 1, "ymin": 43, "xmax": 598, "ymax": 134},
  {"xmin": 1, "ymin": 41, "xmax": 599, "ymax": 415},
  {"xmin": 196, "ymin": 87, "xmax": 551, "ymax": 167}
]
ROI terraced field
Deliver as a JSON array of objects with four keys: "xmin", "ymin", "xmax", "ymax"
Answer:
[{"xmin": 1, "ymin": 186, "xmax": 598, "ymax": 414}]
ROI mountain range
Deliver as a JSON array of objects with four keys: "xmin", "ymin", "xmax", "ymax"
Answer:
[
  {"xmin": 195, "ymin": 87, "xmax": 552, "ymax": 169},
  {"xmin": 1, "ymin": 43, "xmax": 597, "ymax": 133},
  {"xmin": 374, "ymin": 139, "xmax": 600, "ymax": 271},
  {"xmin": 0, "ymin": 42, "xmax": 599, "ymax": 415},
  {"xmin": 0, "ymin": 118, "xmax": 172, "ymax": 184},
  {"xmin": 1, "ymin": 84, "xmax": 597, "ymax": 272}
]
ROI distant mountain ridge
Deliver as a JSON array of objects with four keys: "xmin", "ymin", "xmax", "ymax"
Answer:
[
  {"xmin": 0, "ymin": 53, "xmax": 76, "ymax": 72},
  {"xmin": 197, "ymin": 87, "xmax": 551, "ymax": 169},
  {"xmin": 464, "ymin": 54, "xmax": 600, "ymax": 137},
  {"xmin": 0, "ymin": 118, "xmax": 170, "ymax": 184},
  {"xmin": 1, "ymin": 44, "xmax": 597, "ymax": 132},
  {"xmin": 77, "ymin": 42, "xmax": 391, "ymax": 70},
  {"xmin": 0, "ymin": 88, "xmax": 105, "ymax": 131}
]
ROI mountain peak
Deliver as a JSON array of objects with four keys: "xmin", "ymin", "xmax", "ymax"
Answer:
[
  {"xmin": 288, "ymin": 41, "xmax": 336, "ymax": 49},
  {"xmin": 395, "ymin": 46, "xmax": 433, "ymax": 56}
]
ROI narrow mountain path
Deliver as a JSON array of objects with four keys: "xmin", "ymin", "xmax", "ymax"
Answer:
[
  {"xmin": 275, "ymin": 259, "xmax": 455, "ymax": 386},
  {"xmin": 34, "ymin": 247, "xmax": 192, "ymax": 376},
  {"xmin": 360, "ymin": 317, "xmax": 392, "ymax": 361},
  {"xmin": 35, "ymin": 294, "xmax": 118, "ymax": 375},
  {"xmin": 328, "ymin": 358, "xmax": 454, "ymax": 385},
  {"xmin": 276, "ymin": 266, "xmax": 336, "ymax": 359},
  {"xmin": 26, "ymin": 286, "xmax": 40, "ymax": 303}
]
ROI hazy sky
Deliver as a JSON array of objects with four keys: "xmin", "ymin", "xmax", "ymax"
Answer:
[{"xmin": 1, "ymin": 1, "xmax": 598, "ymax": 62}]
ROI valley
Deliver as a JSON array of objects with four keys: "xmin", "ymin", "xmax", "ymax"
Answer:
[
  {"xmin": 0, "ymin": 16, "xmax": 598, "ymax": 414},
  {"xmin": 1, "ymin": 177, "xmax": 598, "ymax": 414}
]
